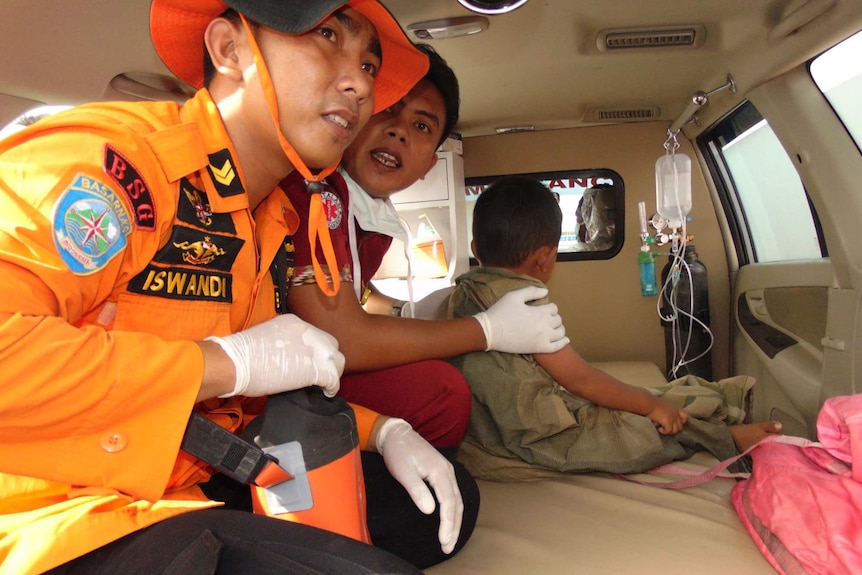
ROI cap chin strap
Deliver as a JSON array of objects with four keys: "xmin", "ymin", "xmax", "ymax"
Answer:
[{"xmin": 241, "ymin": 15, "xmax": 341, "ymax": 296}]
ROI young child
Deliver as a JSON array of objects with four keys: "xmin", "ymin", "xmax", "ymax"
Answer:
[{"xmin": 446, "ymin": 175, "xmax": 782, "ymax": 479}]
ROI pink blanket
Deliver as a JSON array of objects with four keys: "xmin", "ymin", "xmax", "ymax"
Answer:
[{"xmin": 732, "ymin": 395, "xmax": 862, "ymax": 575}]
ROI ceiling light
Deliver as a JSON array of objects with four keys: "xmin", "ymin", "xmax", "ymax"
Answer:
[
  {"xmin": 495, "ymin": 125, "xmax": 535, "ymax": 134},
  {"xmin": 407, "ymin": 16, "xmax": 489, "ymax": 40},
  {"xmin": 458, "ymin": 0, "xmax": 529, "ymax": 15}
]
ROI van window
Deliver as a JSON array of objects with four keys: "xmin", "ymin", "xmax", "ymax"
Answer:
[
  {"xmin": 699, "ymin": 101, "xmax": 825, "ymax": 264},
  {"xmin": 0, "ymin": 105, "xmax": 73, "ymax": 140},
  {"xmin": 464, "ymin": 168, "xmax": 624, "ymax": 263},
  {"xmin": 810, "ymin": 30, "xmax": 862, "ymax": 152}
]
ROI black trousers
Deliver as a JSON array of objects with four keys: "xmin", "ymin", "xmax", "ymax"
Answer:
[
  {"xmin": 45, "ymin": 508, "xmax": 420, "ymax": 575},
  {"xmin": 47, "ymin": 451, "xmax": 480, "ymax": 574},
  {"xmin": 361, "ymin": 449, "xmax": 480, "ymax": 569}
]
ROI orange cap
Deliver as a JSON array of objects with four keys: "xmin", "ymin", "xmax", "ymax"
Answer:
[{"xmin": 150, "ymin": 0, "xmax": 429, "ymax": 113}]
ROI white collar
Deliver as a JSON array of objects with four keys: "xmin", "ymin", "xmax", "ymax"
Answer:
[
  {"xmin": 341, "ymin": 167, "xmax": 407, "ymax": 240},
  {"xmin": 340, "ymin": 167, "xmax": 414, "ymax": 305}
]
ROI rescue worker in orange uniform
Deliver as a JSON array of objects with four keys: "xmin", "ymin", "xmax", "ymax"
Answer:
[{"xmin": 0, "ymin": 1, "xmax": 486, "ymax": 573}]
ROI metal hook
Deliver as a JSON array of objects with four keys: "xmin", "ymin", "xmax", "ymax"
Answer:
[{"xmin": 664, "ymin": 129, "xmax": 681, "ymax": 154}]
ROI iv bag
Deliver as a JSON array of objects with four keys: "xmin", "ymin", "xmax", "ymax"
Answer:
[{"xmin": 655, "ymin": 153, "xmax": 692, "ymax": 227}]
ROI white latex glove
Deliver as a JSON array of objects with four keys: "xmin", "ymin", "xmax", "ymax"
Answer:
[
  {"xmin": 206, "ymin": 314, "xmax": 344, "ymax": 398},
  {"xmin": 375, "ymin": 418, "xmax": 463, "ymax": 555},
  {"xmin": 473, "ymin": 285, "xmax": 570, "ymax": 354}
]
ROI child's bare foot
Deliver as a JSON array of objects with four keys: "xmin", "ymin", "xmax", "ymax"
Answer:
[{"xmin": 729, "ymin": 421, "xmax": 783, "ymax": 452}]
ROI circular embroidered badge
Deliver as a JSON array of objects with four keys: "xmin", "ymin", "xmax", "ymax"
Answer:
[
  {"xmin": 53, "ymin": 174, "xmax": 132, "ymax": 275},
  {"xmin": 320, "ymin": 189, "xmax": 343, "ymax": 229}
]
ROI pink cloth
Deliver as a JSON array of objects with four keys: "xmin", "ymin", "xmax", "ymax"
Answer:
[
  {"xmin": 817, "ymin": 394, "xmax": 862, "ymax": 482},
  {"xmin": 732, "ymin": 395, "xmax": 862, "ymax": 575}
]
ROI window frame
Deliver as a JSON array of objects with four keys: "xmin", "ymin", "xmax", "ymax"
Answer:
[
  {"xmin": 697, "ymin": 100, "xmax": 827, "ymax": 266},
  {"xmin": 464, "ymin": 168, "xmax": 625, "ymax": 265},
  {"xmin": 809, "ymin": 30, "xmax": 862, "ymax": 156}
]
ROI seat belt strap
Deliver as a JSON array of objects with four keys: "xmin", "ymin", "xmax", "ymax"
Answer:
[{"xmin": 181, "ymin": 412, "xmax": 293, "ymax": 488}]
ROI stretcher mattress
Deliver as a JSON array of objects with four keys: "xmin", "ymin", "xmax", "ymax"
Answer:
[{"xmin": 425, "ymin": 362, "xmax": 774, "ymax": 575}]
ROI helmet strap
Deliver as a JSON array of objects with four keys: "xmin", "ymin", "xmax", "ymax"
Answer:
[{"xmin": 241, "ymin": 15, "xmax": 341, "ymax": 296}]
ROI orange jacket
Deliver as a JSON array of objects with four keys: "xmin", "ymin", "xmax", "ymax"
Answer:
[{"xmin": 0, "ymin": 90, "xmax": 378, "ymax": 575}]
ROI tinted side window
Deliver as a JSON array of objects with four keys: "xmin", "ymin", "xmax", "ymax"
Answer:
[
  {"xmin": 810, "ymin": 30, "xmax": 862, "ymax": 153},
  {"xmin": 699, "ymin": 101, "xmax": 825, "ymax": 264},
  {"xmin": 464, "ymin": 169, "xmax": 625, "ymax": 263}
]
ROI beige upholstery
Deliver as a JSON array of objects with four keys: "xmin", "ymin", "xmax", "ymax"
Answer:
[{"xmin": 426, "ymin": 362, "xmax": 773, "ymax": 575}]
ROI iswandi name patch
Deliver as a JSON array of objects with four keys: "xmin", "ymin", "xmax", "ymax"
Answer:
[
  {"xmin": 128, "ymin": 264, "xmax": 233, "ymax": 303},
  {"xmin": 53, "ymin": 173, "xmax": 132, "ymax": 275}
]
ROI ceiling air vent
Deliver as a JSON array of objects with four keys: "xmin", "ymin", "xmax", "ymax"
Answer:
[
  {"xmin": 597, "ymin": 25, "xmax": 706, "ymax": 51},
  {"xmin": 585, "ymin": 106, "xmax": 661, "ymax": 123}
]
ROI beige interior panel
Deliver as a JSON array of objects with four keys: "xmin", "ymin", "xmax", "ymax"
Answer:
[
  {"xmin": 463, "ymin": 122, "xmax": 730, "ymax": 379},
  {"xmin": 763, "ymin": 286, "xmax": 828, "ymax": 349}
]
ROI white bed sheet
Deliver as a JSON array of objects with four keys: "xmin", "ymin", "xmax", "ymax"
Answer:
[{"xmin": 425, "ymin": 362, "xmax": 775, "ymax": 575}]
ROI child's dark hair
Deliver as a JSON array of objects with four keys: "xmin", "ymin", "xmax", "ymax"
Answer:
[
  {"xmin": 472, "ymin": 175, "xmax": 562, "ymax": 267},
  {"xmin": 415, "ymin": 44, "xmax": 460, "ymax": 148}
]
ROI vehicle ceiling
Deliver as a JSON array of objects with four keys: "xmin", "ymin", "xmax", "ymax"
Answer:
[{"xmin": 0, "ymin": 0, "xmax": 859, "ymax": 138}]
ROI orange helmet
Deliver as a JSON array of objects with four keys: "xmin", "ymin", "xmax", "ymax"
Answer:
[{"xmin": 150, "ymin": 0, "xmax": 428, "ymax": 114}]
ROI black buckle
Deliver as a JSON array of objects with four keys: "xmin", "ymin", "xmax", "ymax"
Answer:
[{"xmin": 181, "ymin": 412, "xmax": 291, "ymax": 487}]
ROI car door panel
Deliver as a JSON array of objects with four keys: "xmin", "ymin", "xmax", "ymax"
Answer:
[{"xmin": 733, "ymin": 260, "xmax": 832, "ymax": 438}]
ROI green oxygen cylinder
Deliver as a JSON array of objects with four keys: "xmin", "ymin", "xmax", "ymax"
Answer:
[{"xmin": 660, "ymin": 245, "xmax": 712, "ymax": 380}]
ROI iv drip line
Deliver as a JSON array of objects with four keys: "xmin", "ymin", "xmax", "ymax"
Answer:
[
  {"xmin": 652, "ymin": 128, "xmax": 714, "ymax": 379},
  {"xmin": 646, "ymin": 76, "xmax": 736, "ymax": 378}
]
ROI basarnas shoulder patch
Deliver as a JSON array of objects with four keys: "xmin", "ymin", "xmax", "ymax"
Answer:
[{"xmin": 53, "ymin": 173, "xmax": 132, "ymax": 275}]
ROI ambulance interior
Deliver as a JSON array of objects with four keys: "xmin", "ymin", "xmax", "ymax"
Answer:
[{"xmin": 3, "ymin": 0, "xmax": 862, "ymax": 573}]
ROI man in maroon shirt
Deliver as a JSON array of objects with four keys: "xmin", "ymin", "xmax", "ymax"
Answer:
[
  {"xmin": 285, "ymin": 45, "xmax": 472, "ymax": 447},
  {"xmin": 280, "ymin": 46, "xmax": 569, "ymax": 567}
]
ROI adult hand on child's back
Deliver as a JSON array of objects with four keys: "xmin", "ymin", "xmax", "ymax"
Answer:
[{"xmin": 474, "ymin": 286, "xmax": 570, "ymax": 354}]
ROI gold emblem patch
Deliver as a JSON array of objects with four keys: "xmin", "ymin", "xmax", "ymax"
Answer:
[{"xmin": 173, "ymin": 236, "xmax": 226, "ymax": 266}]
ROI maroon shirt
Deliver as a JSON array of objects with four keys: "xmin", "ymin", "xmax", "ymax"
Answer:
[
  {"xmin": 281, "ymin": 170, "xmax": 393, "ymax": 290},
  {"xmin": 280, "ymin": 170, "xmax": 470, "ymax": 449}
]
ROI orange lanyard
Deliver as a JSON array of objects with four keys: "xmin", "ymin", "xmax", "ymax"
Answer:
[
  {"xmin": 306, "ymin": 182, "xmax": 341, "ymax": 296},
  {"xmin": 242, "ymin": 15, "xmax": 341, "ymax": 296}
]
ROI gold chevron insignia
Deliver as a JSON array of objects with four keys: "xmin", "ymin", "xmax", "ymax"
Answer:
[{"xmin": 211, "ymin": 159, "xmax": 236, "ymax": 186}]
